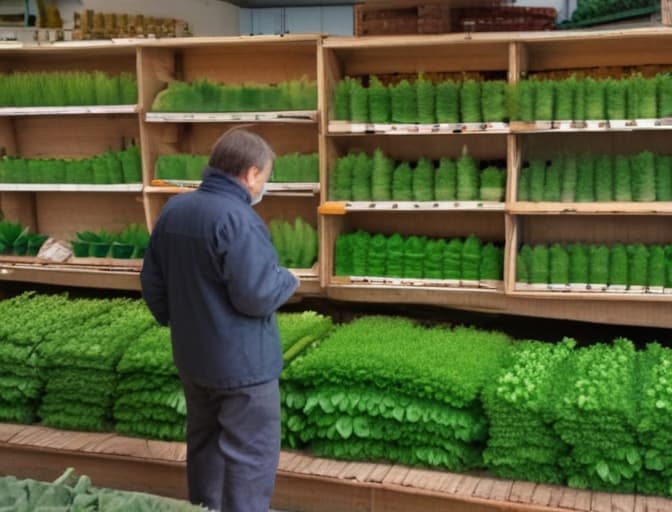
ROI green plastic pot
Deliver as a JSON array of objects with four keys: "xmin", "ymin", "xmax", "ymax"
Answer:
[
  {"xmin": 131, "ymin": 246, "xmax": 146, "ymax": 259},
  {"xmin": 111, "ymin": 242, "xmax": 134, "ymax": 259},
  {"xmin": 27, "ymin": 235, "xmax": 48, "ymax": 256},
  {"xmin": 71, "ymin": 240, "xmax": 90, "ymax": 257},
  {"xmin": 89, "ymin": 242, "xmax": 110, "ymax": 258}
]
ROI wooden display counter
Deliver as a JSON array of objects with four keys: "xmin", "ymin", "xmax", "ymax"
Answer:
[{"xmin": 0, "ymin": 423, "xmax": 670, "ymax": 512}]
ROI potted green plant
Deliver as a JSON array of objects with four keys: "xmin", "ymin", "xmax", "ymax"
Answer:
[
  {"xmin": 0, "ymin": 220, "xmax": 26, "ymax": 255},
  {"xmin": 27, "ymin": 233, "xmax": 48, "ymax": 256},
  {"xmin": 72, "ymin": 230, "xmax": 97, "ymax": 257}
]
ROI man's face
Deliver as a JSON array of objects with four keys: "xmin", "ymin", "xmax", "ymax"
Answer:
[{"xmin": 242, "ymin": 159, "xmax": 273, "ymax": 202}]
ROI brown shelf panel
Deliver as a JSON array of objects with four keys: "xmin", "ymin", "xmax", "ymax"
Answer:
[
  {"xmin": 145, "ymin": 111, "xmax": 318, "ymax": 123},
  {"xmin": 509, "ymin": 289, "xmax": 672, "ymax": 302},
  {"xmin": 508, "ymin": 202, "xmax": 672, "ymax": 215},
  {"xmin": 320, "ymin": 201, "xmax": 505, "ymax": 215},
  {"xmin": 0, "ymin": 184, "xmax": 143, "ymax": 192},
  {"xmin": 0, "ymin": 263, "xmax": 141, "ymax": 290},
  {"xmin": 0, "ymin": 106, "xmax": 138, "ymax": 117},
  {"xmin": 328, "ymin": 122, "xmax": 509, "ymax": 135}
]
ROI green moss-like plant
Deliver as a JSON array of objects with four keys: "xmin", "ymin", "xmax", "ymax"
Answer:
[
  {"xmin": 534, "ymin": 80, "xmax": 554, "ymax": 121},
  {"xmin": 549, "ymin": 244, "xmax": 569, "ymax": 285},
  {"xmin": 529, "ymin": 159, "xmax": 546, "ymax": 202},
  {"xmin": 368, "ymin": 76, "xmax": 391, "ymax": 124},
  {"xmin": 392, "ymin": 162, "xmax": 413, "ymax": 201},
  {"xmin": 391, "ymin": 80, "xmax": 417, "ymax": 124},
  {"xmin": 555, "ymin": 76, "xmax": 576, "ymax": 121},
  {"xmin": 424, "ymin": 239, "xmax": 446, "ymax": 279},
  {"xmin": 613, "ymin": 155, "xmax": 632, "ymax": 202},
  {"xmin": 543, "ymin": 160, "xmax": 562, "ymax": 202},
  {"xmin": 631, "ymin": 151, "xmax": 656, "ymax": 202},
  {"xmin": 568, "ymin": 243, "xmax": 589, "ymax": 283},
  {"xmin": 412, "ymin": 157, "xmax": 434, "ymax": 201},
  {"xmin": 574, "ymin": 80, "xmax": 586, "ymax": 121},
  {"xmin": 609, "ymin": 244, "xmax": 628, "ymax": 286},
  {"xmin": 350, "ymin": 79, "xmax": 369, "ymax": 123},
  {"xmin": 518, "ymin": 165, "xmax": 531, "ymax": 201},
  {"xmin": 480, "ymin": 243, "xmax": 503, "ymax": 281},
  {"xmin": 589, "ymin": 245, "xmax": 609, "ymax": 284},
  {"xmin": 435, "ymin": 80, "xmax": 460, "ymax": 123},
  {"xmin": 334, "ymin": 233, "xmax": 354, "ymax": 276},
  {"xmin": 606, "ymin": 79, "xmax": 626, "ymax": 121},
  {"xmin": 657, "ymin": 73, "xmax": 672, "ymax": 118},
  {"xmin": 530, "ymin": 245, "xmax": 550, "ymax": 284},
  {"xmin": 575, "ymin": 154, "xmax": 595, "ymax": 202},
  {"xmin": 648, "ymin": 245, "xmax": 666, "ymax": 288},
  {"xmin": 403, "ymin": 236, "xmax": 427, "ymax": 278},
  {"xmin": 443, "ymin": 238, "xmax": 463, "ymax": 280},
  {"xmin": 456, "ymin": 148, "xmax": 479, "ymax": 201},
  {"xmin": 655, "ymin": 154, "xmax": 672, "ymax": 202},
  {"xmin": 351, "ymin": 153, "xmax": 372, "ymax": 201},
  {"xmin": 416, "ymin": 74, "xmax": 435, "ymax": 124},
  {"xmin": 628, "ymin": 243, "xmax": 649, "ymax": 286},
  {"xmin": 482, "ymin": 81, "xmax": 507, "ymax": 123},
  {"xmin": 638, "ymin": 76, "xmax": 658, "ymax": 119},
  {"xmin": 460, "ymin": 80, "xmax": 481, "ymax": 123},
  {"xmin": 584, "ymin": 78, "xmax": 606, "ymax": 120},
  {"xmin": 594, "ymin": 154, "xmax": 613, "ymax": 202},
  {"xmin": 386, "ymin": 233, "xmax": 405, "ymax": 277},
  {"xmin": 461, "ymin": 235, "xmax": 482, "ymax": 281},
  {"xmin": 351, "ymin": 230, "xmax": 370, "ymax": 276},
  {"xmin": 434, "ymin": 158, "xmax": 457, "ymax": 201},
  {"xmin": 625, "ymin": 76, "xmax": 638, "ymax": 120},
  {"xmin": 331, "ymin": 154, "xmax": 355, "ymax": 200},
  {"xmin": 371, "ymin": 149, "xmax": 393, "ymax": 201},
  {"xmin": 517, "ymin": 244, "xmax": 533, "ymax": 283},
  {"xmin": 480, "ymin": 167, "xmax": 505, "ymax": 202},
  {"xmin": 367, "ymin": 233, "xmax": 387, "ymax": 276},
  {"xmin": 514, "ymin": 80, "xmax": 536, "ymax": 122}
]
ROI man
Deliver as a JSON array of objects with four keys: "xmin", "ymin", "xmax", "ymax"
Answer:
[{"xmin": 141, "ymin": 128, "xmax": 299, "ymax": 512}]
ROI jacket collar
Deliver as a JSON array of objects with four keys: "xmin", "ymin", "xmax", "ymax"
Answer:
[{"xmin": 199, "ymin": 167, "xmax": 251, "ymax": 204}]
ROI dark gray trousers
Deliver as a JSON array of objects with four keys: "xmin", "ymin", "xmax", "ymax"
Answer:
[{"xmin": 180, "ymin": 375, "xmax": 281, "ymax": 512}]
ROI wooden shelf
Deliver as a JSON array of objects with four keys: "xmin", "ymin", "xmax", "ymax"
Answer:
[
  {"xmin": 510, "ymin": 119, "xmax": 672, "ymax": 133},
  {"xmin": 0, "ymin": 263, "xmax": 141, "ymax": 290},
  {"xmin": 0, "ymin": 105, "xmax": 138, "ymax": 117},
  {"xmin": 147, "ymin": 181, "xmax": 320, "ymax": 195},
  {"xmin": 320, "ymin": 201, "xmax": 505, "ymax": 215},
  {"xmin": 508, "ymin": 202, "xmax": 672, "ymax": 215},
  {"xmin": 0, "ymin": 184, "xmax": 143, "ymax": 192},
  {"xmin": 510, "ymin": 288, "xmax": 672, "ymax": 302},
  {"xmin": 145, "ymin": 111, "xmax": 318, "ymax": 123},
  {"xmin": 328, "ymin": 122, "xmax": 509, "ymax": 135}
]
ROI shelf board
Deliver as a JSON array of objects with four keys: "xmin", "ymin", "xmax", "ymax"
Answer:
[
  {"xmin": 291, "ymin": 266, "xmax": 321, "ymax": 296},
  {"xmin": 510, "ymin": 119, "xmax": 672, "ymax": 133},
  {"xmin": 328, "ymin": 121, "xmax": 509, "ymax": 135},
  {"xmin": 511, "ymin": 286, "xmax": 672, "ymax": 302},
  {"xmin": 145, "ymin": 111, "xmax": 318, "ymax": 123},
  {"xmin": 0, "ymin": 184, "xmax": 143, "ymax": 192},
  {"xmin": 147, "ymin": 181, "xmax": 320, "ymax": 195},
  {"xmin": 0, "ymin": 263, "xmax": 141, "ymax": 290},
  {"xmin": 320, "ymin": 201, "xmax": 505, "ymax": 215},
  {"xmin": 331, "ymin": 276, "xmax": 503, "ymax": 292},
  {"xmin": 508, "ymin": 201, "xmax": 672, "ymax": 215},
  {"xmin": 0, "ymin": 105, "xmax": 138, "ymax": 117}
]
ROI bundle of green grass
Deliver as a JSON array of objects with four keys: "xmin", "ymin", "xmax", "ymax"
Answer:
[
  {"xmin": 0, "ymin": 219, "xmax": 48, "ymax": 256},
  {"xmin": 155, "ymin": 153, "xmax": 209, "ymax": 181},
  {"xmin": 114, "ymin": 326, "xmax": 185, "ymax": 441},
  {"xmin": 0, "ymin": 145, "xmax": 141, "ymax": 185},
  {"xmin": 483, "ymin": 339, "xmax": 573, "ymax": 484},
  {"xmin": 281, "ymin": 316, "xmax": 511, "ymax": 470},
  {"xmin": 36, "ymin": 299, "xmax": 155, "ymax": 431},
  {"xmin": 0, "ymin": 468, "xmax": 206, "ymax": 511},
  {"xmin": 0, "ymin": 71, "xmax": 137, "ymax": 107},
  {"xmin": 152, "ymin": 77, "xmax": 317, "ymax": 112},
  {"xmin": 269, "ymin": 217, "xmax": 318, "ymax": 269},
  {"xmin": 552, "ymin": 339, "xmax": 640, "ymax": 492},
  {"xmin": 71, "ymin": 224, "xmax": 149, "ymax": 260},
  {"xmin": 334, "ymin": 231, "xmax": 503, "ymax": 282}
]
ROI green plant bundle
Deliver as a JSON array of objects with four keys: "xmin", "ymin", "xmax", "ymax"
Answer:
[
  {"xmin": 518, "ymin": 166, "xmax": 531, "ymax": 201},
  {"xmin": 351, "ymin": 153, "xmax": 372, "ymax": 201},
  {"xmin": 334, "ymin": 233, "xmax": 353, "ymax": 276},
  {"xmin": 584, "ymin": 78, "xmax": 606, "ymax": 120},
  {"xmin": 631, "ymin": 151, "xmax": 656, "ymax": 202},
  {"xmin": 609, "ymin": 244, "xmax": 629, "ymax": 286},
  {"xmin": 589, "ymin": 245, "xmax": 610, "ymax": 284},
  {"xmin": 331, "ymin": 154, "xmax": 355, "ymax": 200},
  {"xmin": 628, "ymin": 244, "xmax": 649, "ymax": 286},
  {"xmin": 655, "ymin": 155, "xmax": 672, "ymax": 202},
  {"xmin": 534, "ymin": 80, "xmax": 555, "ymax": 121},
  {"xmin": 269, "ymin": 217, "xmax": 318, "ymax": 269},
  {"xmin": 392, "ymin": 161, "xmax": 413, "ymax": 201},
  {"xmin": 460, "ymin": 80, "xmax": 481, "ymax": 123},
  {"xmin": 278, "ymin": 311, "xmax": 334, "ymax": 358},
  {"xmin": 416, "ymin": 74, "xmax": 435, "ymax": 124},
  {"xmin": 626, "ymin": 75, "xmax": 639, "ymax": 120},
  {"xmin": 351, "ymin": 230, "xmax": 370, "ymax": 276},
  {"xmin": 333, "ymin": 78, "xmax": 353, "ymax": 120},
  {"xmin": 371, "ymin": 148, "xmax": 393, "ymax": 201},
  {"xmin": 412, "ymin": 157, "xmax": 434, "ymax": 201},
  {"xmin": 549, "ymin": 244, "xmax": 569, "ymax": 285},
  {"xmin": 444, "ymin": 238, "xmax": 463, "ymax": 280},
  {"xmin": 574, "ymin": 79, "xmax": 586, "ymax": 121},
  {"xmin": 575, "ymin": 154, "xmax": 595, "ymax": 202},
  {"xmin": 456, "ymin": 150, "xmax": 479, "ymax": 201},
  {"xmin": 424, "ymin": 239, "xmax": 446, "ymax": 279},
  {"xmin": 638, "ymin": 74, "xmax": 658, "ymax": 119},
  {"xmin": 543, "ymin": 161, "xmax": 562, "ymax": 202},
  {"xmin": 482, "ymin": 81, "xmax": 507, "ymax": 123},
  {"xmin": 386, "ymin": 233, "xmax": 405, "ymax": 277},
  {"xmin": 403, "ymin": 235, "xmax": 427, "ymax": 278},
  {"xmin": 350, "ymin": 79, "xmax": 369, "ymax": 123},
  {"xmin": 368, "ymin": 76, "xmax": 391, "ymax": 124},
  {"xmin": 658, "ymin": 73, "xmax": 672, "ymax": 118},
  {"xmin": 648, "ymin": 245, "xmax": 666, "ymax": 288},
  {"xmin": 606, "ymin": 79, "xmax": 627, "ymax": 120},
  {"xmin": 0, "ymin": 71, "xmax": 136, "ymax": 107},
  {"xmin": 272, "ymin": 153, "xmax": 319, "ymax": 183},
  {"xmin": 528, "ymin": 245, "xmax": 549, "ymax": 284},
  {"xmin": 614, "ymin": 155, "xmax": 633, "ymax": 202},
  {"xmin": 461, "ymin": 235, "xmax": 482, "ymax": 281},
  {"xmin": 594, "ymin": 155, "xmax": 614, "ymax": 202},
  {"xmin": 435, "ymin": 80, "xmax": 460, "ymax": 123},
  {"xmin": 117, "ymin": 327, "xmax": 175, "ymax": 376},
  {"xmin": 555, "ymin": 76, "xmax": 576, "ymax": 121},
  {"xmin": 514, "ymin": 80, "xmax": 536, "ymax": 122},
  {"xmin": 391, "ymin": 80, "xmax": 417, "ymax": 124},
  {"xmin": 529, "ymin": 159, "xmax": 547, "ymax": 202},
  {"xmin": 480, "ymin": 167, "xmax": 506, "ymax": 202},
  {"xmin": 435, "ymin": 157, "xmax": 457, "ymax": 200},
  {"xmin": 480, "ymin": 243, "xmax": 503, "ymax": 281},
  {"xmin": 569, "ymin": 243, "xmax": 590, "ymax": 283},
  {"xmin": 516, "ymin": 244, "xmax": 532, "ymax": 283},
  {"xmin": 560, "ymin": 154, "xmax": 578, "ymax": 202},
  {"xmin": 367, "ymin": 233, "xmax": 388, "ymax": 277}
]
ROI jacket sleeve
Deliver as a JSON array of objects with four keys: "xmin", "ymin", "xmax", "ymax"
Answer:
[
  {"xmin": 222, "ymin": 222, "xmax": 299, "ymax": 318},
  {"xmin": 140, "ymin": 234, "xmax": 170, "ymax": 326}
]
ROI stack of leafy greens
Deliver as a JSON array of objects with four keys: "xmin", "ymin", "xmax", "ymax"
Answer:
[
  {"xmin": 281, "ymin": 316, "xmax": 512, "ymax": 471},
  {"xmin": 0, "ymin": 219, "xmax": 48, "ymax": 256},
  {"xmin": 269, "ymin": 217, "xmax": 318, "ymax": 269}
]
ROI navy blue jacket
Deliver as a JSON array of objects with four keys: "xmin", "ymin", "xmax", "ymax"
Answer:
[{"xmin": 141, "ymin": 169, "xmax": 298, "ymax": 389}]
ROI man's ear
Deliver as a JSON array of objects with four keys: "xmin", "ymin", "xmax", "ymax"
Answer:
[{"xmin": 241, "ymin": 165, "xmax": 258, "ymax": 187}]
